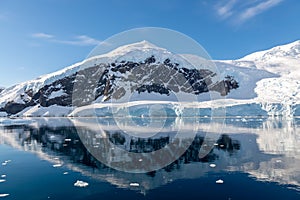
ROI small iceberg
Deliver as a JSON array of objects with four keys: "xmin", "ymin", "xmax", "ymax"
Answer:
[
  {"xmin": 129, "ymin": 183, "xmax": 140, "ymax": 187},
  {"xmin": 1, "ymin": 160, "xmax": 10, "ymax": 166},
  {"xmin": 209, "ymin": 164, "xmax": 216, "ymax": 168},
  {"xmin": 216, "ymin": 179, "xmax": 224, "ymax": 184},
  {"xmin": 74, "ymin": 180, "xmax": 89, "ymax": 187},
  {"xmin": 53, "ymin": 164, "xmax": 62, "ymax": 168}
]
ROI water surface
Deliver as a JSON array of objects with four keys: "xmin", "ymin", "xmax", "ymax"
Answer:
[{"xmin": 0, "ymin": 117, "xmax": 299, "ymax": 199}]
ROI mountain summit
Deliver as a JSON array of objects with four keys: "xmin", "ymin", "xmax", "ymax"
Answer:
[
  {"xmin": 0, "ymin": 40, "xmax": 299, "ymax": 117},
  {"xmin": 0, "ymin": 41, "xmax": 238, "ymax": 116}
]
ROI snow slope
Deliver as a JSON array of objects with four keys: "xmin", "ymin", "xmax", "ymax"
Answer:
[
  {"xmin": 0, "ymin": 40, "xmax": 299, "ymax": 117},
  {"xmin": 0, "ymin": 41, "xmax": 201, "ymax": 109},
  {"xmin": 216, "ymin": 40, "xmax": 300, "ymax": 116}
]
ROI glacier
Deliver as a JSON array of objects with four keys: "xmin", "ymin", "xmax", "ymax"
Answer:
[{"xmin": 0, "ymin": 40, "xmax": 299, "ymax": 117}]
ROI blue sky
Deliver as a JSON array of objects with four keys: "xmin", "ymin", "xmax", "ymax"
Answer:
[{"xmin": 0, "ymin": 0, "xmax": 299, "ymax": 87}]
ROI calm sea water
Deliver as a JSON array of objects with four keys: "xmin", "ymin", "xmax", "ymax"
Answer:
[{"xmin": 0, "ymin": 117, "xmax": 299, "ymax": 199}]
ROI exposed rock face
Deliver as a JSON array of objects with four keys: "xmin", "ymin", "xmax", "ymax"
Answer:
[
  {"xmin": 73, "ymin": 57, "xmax": 239, "ymax": 106},
  {"xmin": 0, "ymin": 56, "xmax": 239, "ymax": 115}
]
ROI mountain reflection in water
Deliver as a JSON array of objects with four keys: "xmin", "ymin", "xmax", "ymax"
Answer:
[{"xmin": 0, "ymin": 117, "xmax": 299, "ymax": 196}]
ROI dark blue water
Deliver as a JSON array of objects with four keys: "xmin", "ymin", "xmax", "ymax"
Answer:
[{"xmin": 0, "ymin": 117, "xmax": 299, "ymax": 199}]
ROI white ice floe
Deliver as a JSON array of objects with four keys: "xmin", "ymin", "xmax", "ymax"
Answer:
[
  {"xmin": 52, "ymin": 164, "xmax": 62, "ymax": 168},
  {"xmin": 209, "ymin": 164, "xmax": 216, "ymax": 168},
  {"xmin": 216, "ymin": 179, "xmax": 224, "ymax": 184},
  {"xmin": 129, "ymin": 183, "xmax": 140, "ymax": 187},
  {"xmin": 1, "ymin": 160, "xmax": 11, "ymax": 166},
  {"xmin": 74, "ymin": 180, "xmax": 89, "ymax": 187},
  {"xmin": 241, "ymin": 118, "xmax": 247, "ymax": 122},
  {"xmin": 0, "ymin": 194, "xmax": 9, "ymax": 197}
]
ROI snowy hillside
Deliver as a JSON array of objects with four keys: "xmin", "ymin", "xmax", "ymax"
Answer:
[
  {"xmin": 216, "ymin": 40, "xmax": 300, "ymax": 116},
  {"xmin": 0, "ymin": 41, "xmax": 238, "ymax": 117},
  {"xmin": 0, "ymin": 40, "xmax": 299, "ymax": 117}
]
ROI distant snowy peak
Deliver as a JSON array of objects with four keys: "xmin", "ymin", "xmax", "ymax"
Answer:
[
  {"xmin": 240, "ymin": 40, "xmax": 300, "ymax": 61},
  {"xmin": 109, "ymin": 40, "xmax": 167, "ymax": 54},
  {"xmin": 220, "ymin": 40, "xmax": 300, "ymax": 79},
  {"xmin": 84, "ymin": 40, "xmax": 195, "ymax": 69}
]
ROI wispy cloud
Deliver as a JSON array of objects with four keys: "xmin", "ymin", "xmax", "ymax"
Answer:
[
  {"xmin": 214, "ymin": 0, "xmax": 284, "ymax": 24},
  {"xmin": 239, "ymin": 0, "xmax": 283, "ymax": 23},
  {"xmin": 55, "ymin": 35, "xmax": 101, "ymax": 46},
  {"xmin": 215, "ymin": 0, "xmax": 237, "ymax": 19},
  {"xmin": 31, "ymin": 33, "xmax": 101, "ymax": 46},
  {"xmin": 32, "ymin": 32, "xmax": 54, "ymax": 39}
]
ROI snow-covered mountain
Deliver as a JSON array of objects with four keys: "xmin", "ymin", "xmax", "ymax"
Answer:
[
  {"xmin": 0, "ymin": 41, "xmax": 238, "ymax": 117},
  {"xmin": 216, "ymin": 40, "xmax": 300, "ymax": 116},
  {"xmin": 0, "ymin": 40, "xmax": 299, "ymax": 117}
]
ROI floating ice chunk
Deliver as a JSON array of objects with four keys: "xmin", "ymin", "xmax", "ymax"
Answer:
[
  {"xmin": 0, "ymin": 194, "xmax": 9, "ymax": 197},
  {"xmin": 129, "ymin": 183, "xmax": 140, "ymax": 187},
  {"xmin": 1, "ymin": 175, "xmax": 6, "ymax": 178},
  {"xmin": 209, "ymin": 164, "xmax": 216, "ymax": 168},
  {"xmin": 53, "ymin": 164, "xmax": 62, "ymax": 168},
  {"xmin": 74, "ymin": 180, "xmax": 89, "ymax": 187},
  {"xmin": 1, "ymin": 160, "xmax": 11, "ymax": 166},
  {"xmin": 216, "ymin": 179, "xmax": 224, "ymax": 184},
  {"xmin": 241, "ymin": 118, "xmax": 247, "ymax": 122},
  {"xmin": 0, "ymin": 179, "xmax": 6, "ymax": 183}
]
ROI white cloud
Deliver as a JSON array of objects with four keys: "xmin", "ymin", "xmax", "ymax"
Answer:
[
  {"xmin": 238, "ymin": 0, "xmax": 283, "ymax": 22},
  {"xmin": 55, "ymin": 35, "xmax": 101, "ymax": 46},
  {"xmin": 215, "ymin": 0, "xmax": 237, "ymax": 19},
  {"xmin": 32, "ymin": 32, "xmax": 54, "ymax": 39},
  {"xmin": 213, "ymin": 0, "xmax": 284, "ymax": 24},
  {"xmin": 31, "ymin": 33, "xmax": 101, "ymax": 46}
]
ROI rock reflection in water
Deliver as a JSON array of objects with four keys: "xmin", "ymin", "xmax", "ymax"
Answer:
[{"xmin": 0, "ymin": 117, "xmax": 299, "ymax": 193}]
